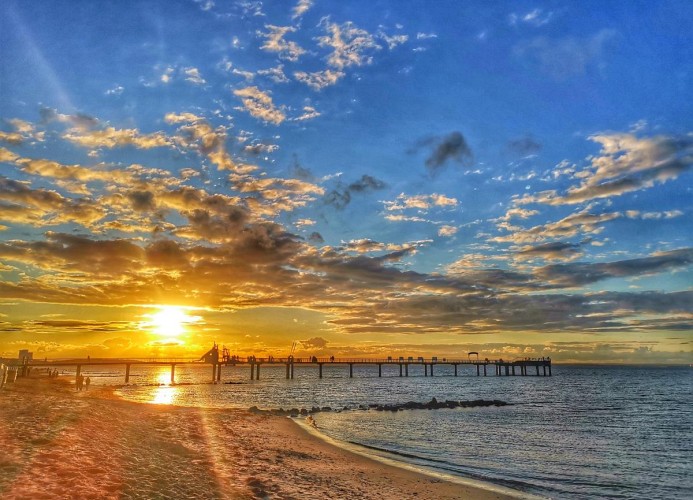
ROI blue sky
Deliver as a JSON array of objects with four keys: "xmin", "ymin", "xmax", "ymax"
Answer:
[{"xmin": 0, "ymin": 0, "xmax": 691, "ymax": 363}]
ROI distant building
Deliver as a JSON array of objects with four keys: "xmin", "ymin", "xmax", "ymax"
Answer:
[{"xmin": 18, "ymin": 349, "xmax": 33, "ymax": 364}]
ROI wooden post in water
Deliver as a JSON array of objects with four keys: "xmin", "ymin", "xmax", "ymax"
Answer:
[
  {"xmin": 256, "ymin": 363, "xmax": 261, "ymax": 380},
  {"xmin": 454, "ymin": 364, "xmax": 458, "ymax": 377},
  {"xmin": 484, "ymin": 364, "xmax": 487, "ymax": 376},
  {"xmin": 504, "ymin": 365, "xmax": 510, "ymax": 376},
  {"xmin": 536, "ymin": 365, "xmax": 540, "ymax": 376},
  {"xmin": 291, "ymin": 361, "xmax": 294, "ymax": 379},
  {"xmin": 378, "ymin": 364, "xmax": 382, "ymax": 377},
  {"xmin": 476, "ymin": 364, "xmax": 480, "ymax": 376},
  {"xmin": 424, "ymin": 364, "xmax": 428, "ymax": 377},
  {"xmin": 217, "ymin": 363, "xmax": 222, "ymax": 381},
  {"xmin": 125, "ymin": 364, "xmax": 131, "ymax": 383},
  {"xmin": 170, "ymin": 364, "xmax": 175, "ymax": 384},
  {"xmin": 430, "ymin": 364, "xmax": 434, "ymax": 376},
  {"xmin": 349, "ymin": 363, "xmax": 353, "ymax": 378},
  {"xmin": 405, "ymin": 364, "xmax": 409, "ymax": 377},
  {"xmin": 286, "ymin": 363, "xmax": 290, "ymax": 379},
  {"xmin": 399, "ymin": 364, "xmax": 403, "ymax": 377},
  {"xmin": 512, "ymin": 365, "xmax": 516, "ymax": 376},
  {"xmin": 250, "ymin": 362, "xmax": 254, "ymax": 380},
  {"xmin": 319, "ymin": 363, "xmax": 323, "ymax": 379},
  {"xmin": 212, "ymin": 363, "xmax": 217, "ymax": 382},
  {"xmin": 549, "ymin": 364, "xmax": 552, "ymax": 376}
]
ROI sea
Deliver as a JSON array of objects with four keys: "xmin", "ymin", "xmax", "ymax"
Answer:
[{"xmin": 62, "ymin": 363, "xmax": 691, "ymax": 499}]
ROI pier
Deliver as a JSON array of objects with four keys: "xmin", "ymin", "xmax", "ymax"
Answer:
[
  {"xmin": 16, "ymin": 345, "xmax": 551, "ymax": 385},
  {"xmin": 218, "ymin": 355, "xmax": 552, "ymax": 381}
]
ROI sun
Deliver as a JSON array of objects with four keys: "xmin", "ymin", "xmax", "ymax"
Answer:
[{"xmin": 144, "ymin": 306, "xmax": 200, "ymax": 337}]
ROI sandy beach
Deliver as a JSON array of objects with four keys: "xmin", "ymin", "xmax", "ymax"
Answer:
[{"xmin": 0, "ymin": 375, "xmax": 516, "ymax": 499}]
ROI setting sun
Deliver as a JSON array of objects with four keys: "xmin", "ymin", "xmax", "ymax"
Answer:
[{"xmin": 142, "ymin": 306, "xmax": 201, "ymax": 338}]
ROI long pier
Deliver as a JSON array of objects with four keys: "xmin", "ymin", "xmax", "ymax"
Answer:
[
  {"xmin": 220, "ymin": 355, "xmax": 552, "ymax": 381},
  {"xmin": 18, "ymin": 348, "xmax": 551, "ymax": 384}
]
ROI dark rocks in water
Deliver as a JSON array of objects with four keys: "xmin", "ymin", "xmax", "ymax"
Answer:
[
  {"xmin": 372, "ymin": 399, "xmax": 508, "ymax": 411},
  {"xmin": 250, "ymin": 399, "xmax": 509, "ymax": 416}
]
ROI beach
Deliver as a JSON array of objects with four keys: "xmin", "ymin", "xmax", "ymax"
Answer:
[{"xmin": 0, "ymin": 375, "xmax": 514, "ymax": 499}]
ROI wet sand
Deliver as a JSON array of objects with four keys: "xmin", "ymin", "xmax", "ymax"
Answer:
[{"xmin": 0, "ymin": 375, "xmax": 515, "ymax": 499}]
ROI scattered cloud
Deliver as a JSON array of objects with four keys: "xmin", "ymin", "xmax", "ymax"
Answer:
[
  {"xmin": 291, "ymin": 0, "xmax": 314, "ymax": 20},
  {"xmin": 515, "ymin": 241, "xmax": 583, "ymax": 262},
  {"xmin": 317, "ymin": 19, "xmax": 381, "ymax": 70},
  {"xmin": 184, "ymin": 67, "xmax": 207, "ymax": 85},
  {"xmin": 411, "ymin": 132, "xmax": 473, "ymax": 173},
  {"xmin": 509, "ymin": 9, "xmax": 553, "ymax": 27},
  {"xmin": 438, "ymin": 225, "xmax": 458, "ymax": 237},
  {"xmin": 233, "ymin": 86, "xmax": 286, "ymax": 125},
  {"xmin": 294, "ymin": 69, "xmax": 345, "ymax": 90},
  {"xmin": 518, "ymin": 133, "xmax": 693, "ymax": 206},
  {"xmin": 258, "ymin": 25, "xmax": 306, "ymax": 62}
]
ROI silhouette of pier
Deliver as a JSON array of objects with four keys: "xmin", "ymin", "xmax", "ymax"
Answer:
[
  {"xmin": 22, "ymin": 345, "xmax": 551, "ymax": 384},
  {"xmin": 208, "ymin": 344, "xmax": 552, "ymax": 381}
]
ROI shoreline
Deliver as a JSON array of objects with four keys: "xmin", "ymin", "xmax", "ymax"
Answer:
[
  {"xmin": 293, "ymin": 417, "xmax": 540, "ymax": 500},
  {"xmin": 1, "ymin": 375, "xmax": 517, "ymax": 499}
]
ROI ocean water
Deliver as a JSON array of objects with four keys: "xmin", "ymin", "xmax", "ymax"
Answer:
[{"xmin": 64, "ymin": 363, "xmax": 691, "ymax": 499}]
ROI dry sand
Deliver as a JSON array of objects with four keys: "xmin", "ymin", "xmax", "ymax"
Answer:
[{"xmin": 1, "ymin": 375, "xmax": 516, "ymax": 499}]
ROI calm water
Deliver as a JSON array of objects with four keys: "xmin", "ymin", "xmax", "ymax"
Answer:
[{"xmin": 68, "ymin": 363, "xmax": 691, "ymax": 499}]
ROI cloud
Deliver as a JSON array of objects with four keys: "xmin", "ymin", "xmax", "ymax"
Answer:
[
  {"xmin": 0, "ymin": 176, "xmax": 105, "ymax": 227},
  {"xmin": 294, "ymin": 69, "xmax": 345, "ymax": 90},
  {"xmin": 438, "ymin": 225, "xmax": 458, "ymax": 237},
  {"xmin": 348, "ymin": 175, "xmax": 386, "ymax": 192},
  {"xmin": 184, "ymin": 67, "xmax": 206, "ymax": 85},
  {"xmin": 258, "ymin": 25, "xmax": 306, "ymax": 62},
  {"xmin": 0, "ymin": 131, "xmax": 24, "ymax": 145},
  {"xmin": 194, "ymin": 0, "xmax": 215, "ymax": 11},
  {"xmin": 233, "ymin": 86, "xmax": 286, "ymax": 125},
  {"xmin": 324, "ymin": 175, "xmax": 387, "ymax": 209},
  {"xmin": 509, "ymin": 9, "xmax": 553, "ymax": 27},
  {"xmin": 515, "ymin": 242, "xmax": 583, "ymax": 262},
  {"xmin": 519, "ymin": 133, "xmax": 693, "ymax": 206},
  {"xmin": 40, "ymin": 108, "xmax": 99, "ymax": 130},
  {"xmin": 291, "ymin": 0, "xmax": 314, "ymax": 20},
  {"xmin": 257, "ymin": 65, "xmax": 290, "ymax": 83},
  {"xmin": 292, "ymin": 106, "xmax": 321, "ymax": 121},
  {"xmin": 535, "ymin": 248, "xmax": 693, "ymax": 287},
  {"xmin": 300, "ymin": 336, "xmax": 328, "ymax": 349},
  {"xmin": 105, "ymin": 85, "xmax": 124, "ymax": 96},
  {"xmin": 317, "ymin": 19, "xmax": 381, "ymax": 70},
  {"xmin": 514, "ymin": 29, "xmax": 616, "ymax": 79},
  {"xmin": 384, "ymin": 193, "xmax": 458, "ymax": 211},
  {"xmin": 324, "ymin": 189, "xmax": 351, "ymax": 209},
  {"xmin": 308, "ymin": 232, "xmax": 324, "ymax": 243},
  {"xmin": 379, "ymin": 32, "xmax": 409, "ymax": 50},
  {"xmin": 420, "ymin": 132, "xmax": 473, "ymax": 172},
  {"xmin": 62, "ymin": 127, "xmax": 171, "ymax": 150},
  {"xmin": 492, "ymin": 208, "xmax": 621, "ymax": 244}
]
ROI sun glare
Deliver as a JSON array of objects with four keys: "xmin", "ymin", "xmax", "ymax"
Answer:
[{"xmin": 142, "ymin": 306, "xmax": 200, "ymax": 338}]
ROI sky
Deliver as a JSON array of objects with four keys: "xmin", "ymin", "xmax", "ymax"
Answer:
[{"xmin": 0, "ymin": 0, "xmax": 691, "ymax": 364}]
